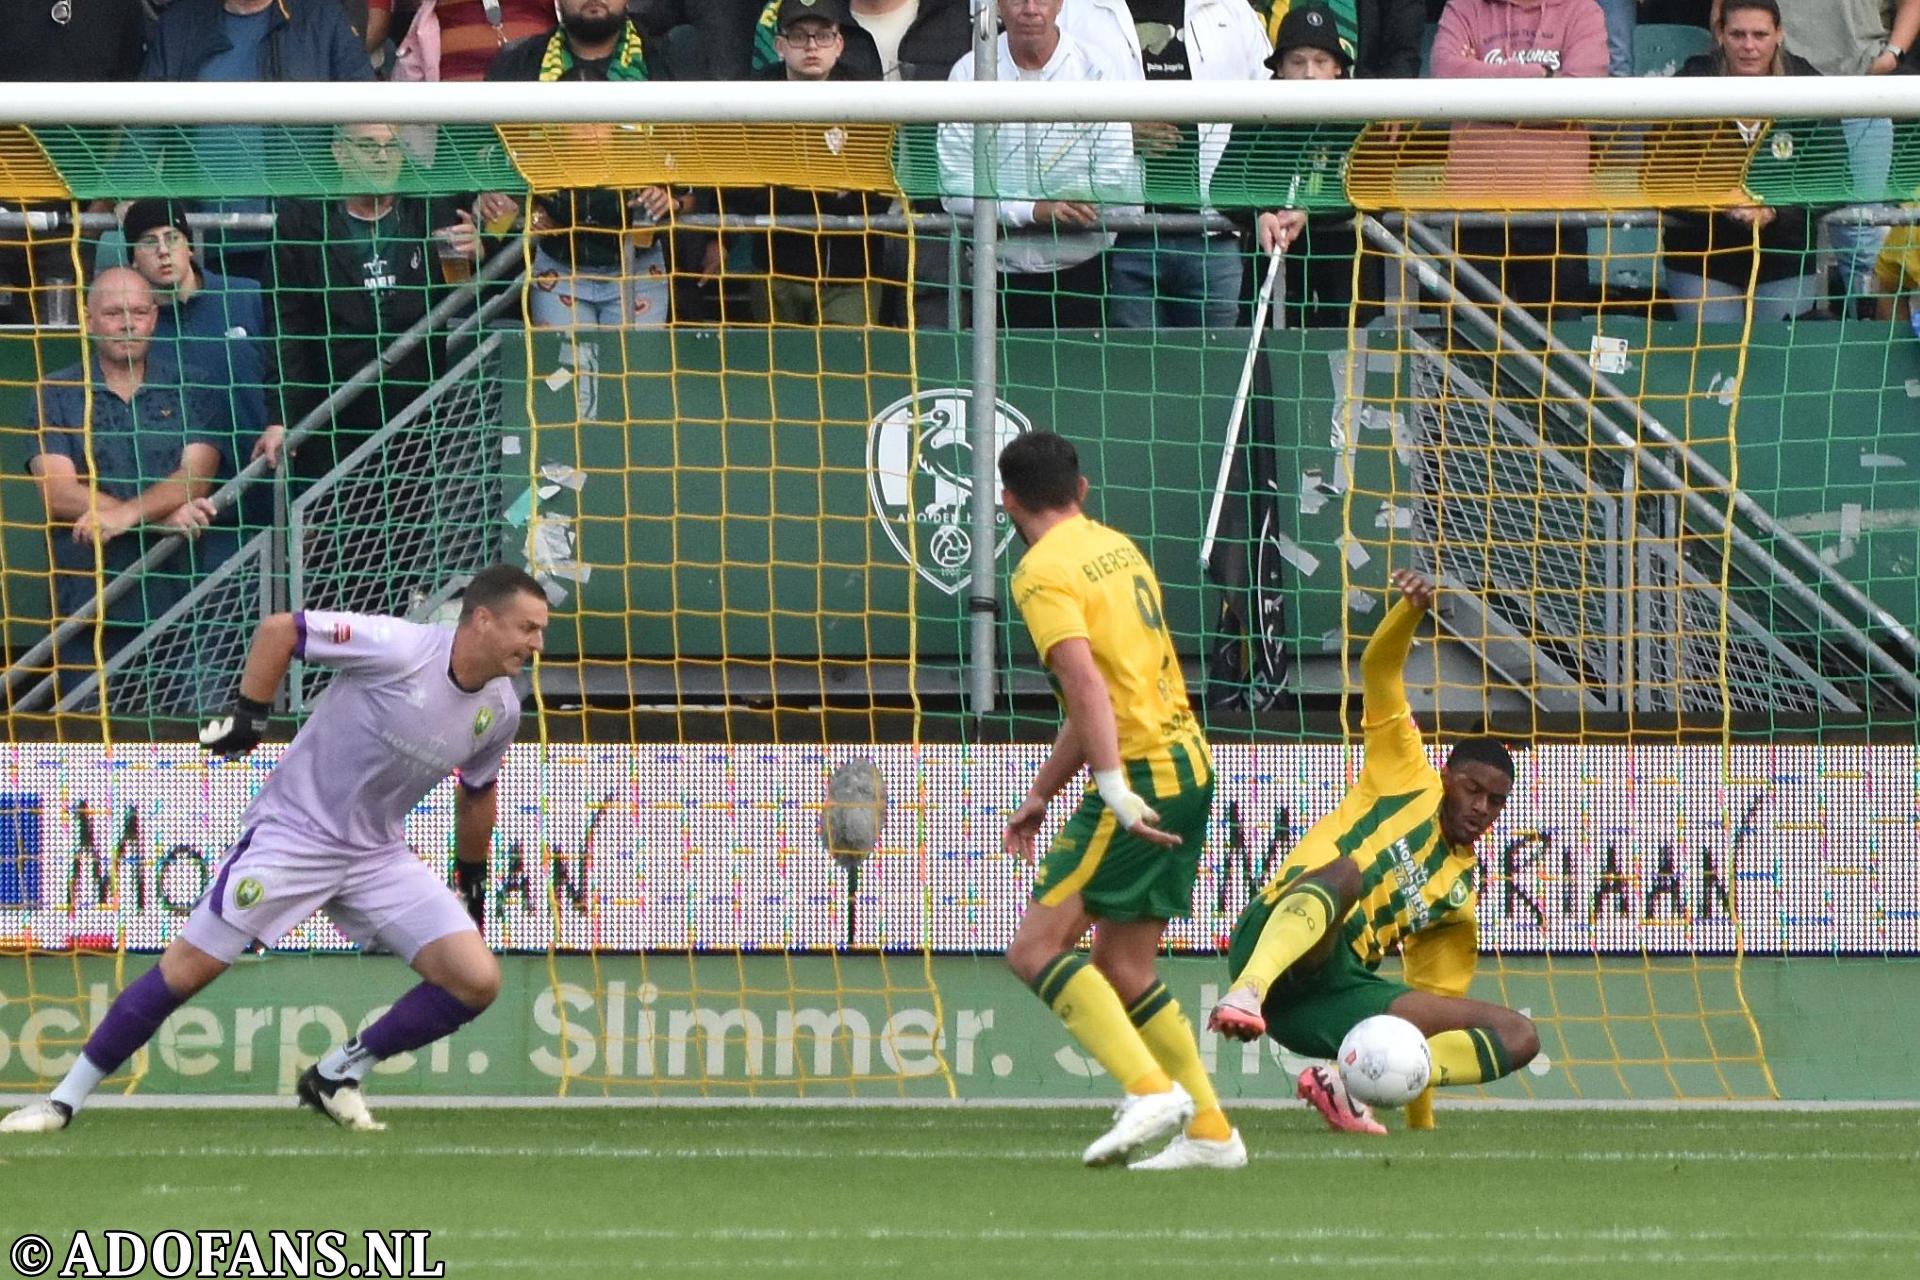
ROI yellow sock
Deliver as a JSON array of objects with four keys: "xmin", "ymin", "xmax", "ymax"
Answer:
[
  {"xmin": 1232, "ymin": 881, "xmax": 1337, "ymax": 997},
  {"xmin": 1426, "ymin": 1027, "xmax": 1512, "ymax": 1087},
  {"xmin": 1030, "ymin": 953, "xmax": 1169, "ymax": 1095},
  {"xmin": 1405, "ymin": 1086, "xmax": 1436, "ymax": 1131},
  {"xmin": 1127, "ymin": 981, "xmax": 1232, "ymax": 1141}
]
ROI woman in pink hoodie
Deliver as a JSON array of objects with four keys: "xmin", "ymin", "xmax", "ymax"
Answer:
[{"xmin": 1431, "ymin": 0, "xmax": 1611, "ymax": 316}]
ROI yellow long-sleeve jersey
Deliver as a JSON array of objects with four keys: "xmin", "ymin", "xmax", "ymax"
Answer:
[{"xmin": 1253, "ymin": 598, "xmax": 1479, "ymax": 988}]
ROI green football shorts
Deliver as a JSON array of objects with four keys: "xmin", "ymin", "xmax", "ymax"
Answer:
[
  {"xmin": 1228, "ymin": 892, "xmax": 1411, "ymax": 1059},
  {"xmin": 1033, "ymin": 757, "xmax": 1213, "ymax": 924}
]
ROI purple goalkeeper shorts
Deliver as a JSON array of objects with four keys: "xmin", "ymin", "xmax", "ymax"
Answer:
[{"xmin": 181, "ymin": 826, "xmax": 474, "ymax": 964}]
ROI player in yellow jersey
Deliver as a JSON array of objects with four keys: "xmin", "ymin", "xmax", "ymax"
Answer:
[
  {"xmin": 996, "ymin": 431, "xmax": 1240, "ymax": 1171},
  {"xmin": 1209, "ymin": 568, "xmax": 1539, "ymax": 1135}
]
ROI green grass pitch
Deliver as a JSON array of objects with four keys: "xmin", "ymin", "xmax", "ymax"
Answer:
[{"xmin": 5, "ymin": 1107, "xmax": 1914, "ymax": 1278}]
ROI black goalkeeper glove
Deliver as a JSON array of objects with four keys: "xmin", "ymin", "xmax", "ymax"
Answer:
[
  {"xmin": 199, "ymin": 694, "xmax": 271, "ymax": 759},
  {"xmin": 455, "ymin": 858, "xmax": 489, "ymax": 934}
]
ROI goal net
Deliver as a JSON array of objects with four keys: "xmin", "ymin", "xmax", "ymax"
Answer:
[{"xmin": 1, "ymin": 74, "xmax": 1915, "ymax": 1106}]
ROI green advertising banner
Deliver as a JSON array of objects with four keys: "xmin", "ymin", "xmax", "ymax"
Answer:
[{"xmin": 1, "ymin": 954, "xmax": 1911, "ymax": 1104}]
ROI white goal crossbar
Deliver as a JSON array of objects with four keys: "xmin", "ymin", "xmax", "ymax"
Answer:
[{"xmin": 3, "ymin": 77, "xmax": 1920, "ymax": 126}]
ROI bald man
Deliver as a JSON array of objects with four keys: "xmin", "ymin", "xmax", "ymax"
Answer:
[{"xmin": 29, "ymin": 268, "xmax": 230, "ymax": 707}]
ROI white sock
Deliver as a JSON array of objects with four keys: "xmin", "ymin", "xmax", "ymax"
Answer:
[
  {"xmin": 50, "ymin": 1053, "xmax": 108, "ymax": 1113},
  {"xmin": 317, "ymin": 1038, "xmax": 377, "ymax": 1084}
]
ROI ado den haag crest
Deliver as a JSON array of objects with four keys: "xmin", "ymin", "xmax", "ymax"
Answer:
[{"xmin": 867, "ymin": 390, "xmax": 1031, "ymax": 595}]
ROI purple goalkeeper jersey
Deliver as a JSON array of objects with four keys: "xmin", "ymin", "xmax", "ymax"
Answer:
[{"xmin": 238, "ymin": 610, "xmax": 522, "ymax": 853}]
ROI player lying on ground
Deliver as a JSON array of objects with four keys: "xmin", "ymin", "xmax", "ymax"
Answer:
[
  {"xmin": 1208, "ymin": 568, "xmax": 1538, "ymax": 1135},
  {"xmin": 0, "ymin": 564, "xmax": 548, "ymax": 1134},
  {"xmin": 998, "ymin": 430, "xmax": 1241, "ymax": 1170}
]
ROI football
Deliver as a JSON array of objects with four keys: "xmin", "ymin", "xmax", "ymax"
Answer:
[{"xmin": 1337, "ymin": 1015, "xmax": 1432, "ymax": 1109}]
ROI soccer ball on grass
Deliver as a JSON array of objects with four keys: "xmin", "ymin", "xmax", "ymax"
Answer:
[{"xmin": 1337, "ymin": 1014, "xmax": 1432, "ymax": 1109}]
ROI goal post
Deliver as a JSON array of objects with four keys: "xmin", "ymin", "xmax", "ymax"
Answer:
[{"xmin": 1, "ymin": 75, "xmax": 1917, "ymax": 1106}]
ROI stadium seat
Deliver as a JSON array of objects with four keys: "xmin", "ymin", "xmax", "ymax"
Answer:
[{"xmin": 1633, "ymin": 24, "xmax": 1715, "ymax": 78}]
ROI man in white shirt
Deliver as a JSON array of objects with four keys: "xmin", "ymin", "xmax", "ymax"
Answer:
[
  {"xmin": 1062, "ymin": 0, "xmax": 1271, "ymax": 329},
  {"xmin": 938, "ymin": 0, "xmax": 1141, "ymax": 328}
]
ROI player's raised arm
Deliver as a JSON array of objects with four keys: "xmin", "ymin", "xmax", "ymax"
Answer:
[
  {"xmin": 1361, "ymin": 569, "xmax": 1433, "ymax": 724},
  {"xmin": 199, "ymin": 612, "xmax": 300, "ymax": 758}
]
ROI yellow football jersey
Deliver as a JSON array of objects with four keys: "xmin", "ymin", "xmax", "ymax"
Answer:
[
  {"xmin": 1010, "ymin": 513, "xmax": 1210, "ymax": 790},
  {"xmin": 1256, "ymin": 598, "xmax": 1478, "ymax": 969}
]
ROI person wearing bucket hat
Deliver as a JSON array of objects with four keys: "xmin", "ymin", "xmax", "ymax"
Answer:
[
  {"xmin": 1213, "ymin": 4, "xmax": 1381, "ymax": 328},
  {"xmin": 1265, "ymin": 3, "xmax": 1354, "ymax": 75},
  {"xmin": 1249, "ymin": 1, "xmax": 1424, "ymax": 79}
]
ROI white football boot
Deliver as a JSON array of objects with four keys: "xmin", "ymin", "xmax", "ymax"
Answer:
[
  {"xmin": 1130, "ymin": 1128, "xmax": 1249, "ymax": 1171},
  {"xmin": 0, "ymin": 1099, "xmax": 73, "ymax": 1133},
  {"xmin": 1082, "ymin": 1081, "xmax": 1193, "ymax": 1167}
]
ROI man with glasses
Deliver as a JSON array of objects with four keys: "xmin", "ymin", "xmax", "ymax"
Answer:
[
  {"xmin": 727, "ymin": 0, "xmax": 891, "ymax": 326},
  {"xmin": 274, "ymin": 123, "xmax": 479, "ymax": 481},
  {"xmin": 122, "ymin": 198, "xmax": 283, "ymax": 537},
  {"xmin": 26, "ymin": 268, "xmax": 228, "ymax": 704}
]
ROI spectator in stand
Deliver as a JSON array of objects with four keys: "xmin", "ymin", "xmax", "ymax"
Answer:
[
  {"xmin": 1598, "ymin": 0, "xmax": 1638, "ymax": 76},
  {"xmin": 633, "ymin": 0, "xmax": 764, "ymax": 78},
  {"xmin": 748, "ymin": 0, "xmax": 970, "ymax": 327},
  {"xmin": 1245, "ymin": 5, "xmax": 1381, "ymax": 328},
  {"xmin": 1247, "ymin": 1, "xmax": 1428, "ymax": 78},
  {"xmin": 1, "ymin": 1, "xmax": 150, "ymax": 325},
  {"xmin": 1431, "ymin": 0, "xmax": 1609, "ymax": 318},
  {"xmin": 938, "ymin": 0, "xmax": 1139, "ymax": 329},
  {"xmin": 1658, "ymin": 0, "xmax": 1825, "ymax": 324},
  {"xmin": 274, "ymin": 122, "xmax": 479, "ymax": 480},
  {"xmin": 481, "ymin": 0, "xmax": 691, "ymax": 328},
  {"xmin": 121, "ymin": 198, "xmax": 281, "ymax": 537},
  {"xmin": 1762, "ymin": 0, "xmax": 1920, "ymax": 307},
  {"xmin": 29, "ymin": 268, "xmax": 225, "ymax": 688},
  {"xmin": 375, "ymin": 0, "xmax": 553, "ymax": 81},
  {"xmin": 142, "ymin": 0, "xmax": 375, "ymax": 284},
  {"xmin": 142, "ymin": 0, "xmax": 372, "ymax": 81},
  {"xmin": 752, "ymin": 0, "xmax": 971, "ymax": 80},
  {"xmin": 5, "ymin": 0, "xmax": 148, "ymax": 81},
  {"xmin": 1872, "ymin": 216, "xmax": 1920, "ymax": 332},
  {"xmin": 342, "ymin": 2, "xmax": 388, "ymax": 61},
  {"xmin": 729, "ymin": 0, "xmax": 891, "ymax": 326},
  {"xmin": 1062, "ymin": 0, "xmax": 1271, "ymax": 330}
]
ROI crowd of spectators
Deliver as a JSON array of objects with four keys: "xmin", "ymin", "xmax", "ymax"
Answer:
[{"xmin": 4, "ymin": 0, "xmax": 1919, "ymax": 681}]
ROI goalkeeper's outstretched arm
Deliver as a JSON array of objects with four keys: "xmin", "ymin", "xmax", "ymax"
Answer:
[{"xmin": 200, "ymin": 613, "xmax": 299, "ymax": 758}]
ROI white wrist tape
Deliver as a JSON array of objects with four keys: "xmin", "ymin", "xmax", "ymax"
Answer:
[{"xmin": 1093, "ymin": 768, "xmax": 1149, "ymax": 830}]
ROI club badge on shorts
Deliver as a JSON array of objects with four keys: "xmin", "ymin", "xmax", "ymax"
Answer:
[
  {"xmin": 234, "ymin": 877, "xmax": 265, "ymax": 910},
  {"xmin": 472, "ymin": 707, "xmax": 495, "ymax": 738}
]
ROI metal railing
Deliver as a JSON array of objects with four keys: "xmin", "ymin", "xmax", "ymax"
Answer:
[{"xmin": 4, "ymin": 240, "xmax": 525, "ymax": 714}]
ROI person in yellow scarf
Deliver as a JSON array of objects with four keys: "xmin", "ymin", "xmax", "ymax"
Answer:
[{"xmin": 480, "ymin": 0, "xmax": 691, "ymax": 327}]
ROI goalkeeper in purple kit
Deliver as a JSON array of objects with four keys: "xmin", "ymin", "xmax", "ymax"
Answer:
[{"xmin": 1, "ymin": 565, "xmax": 548, "ymax": 1134}]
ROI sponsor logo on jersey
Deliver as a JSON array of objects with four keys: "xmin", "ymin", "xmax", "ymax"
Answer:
[
  {"xmin": 473, "ymin": 707, "xmax": 495, "ymax": 738},
  {"xmin": 866, "ymin": 389, "xmax": 1029, "ymax": 596},
  {"xmin": 233, "ymin": 877, "xmax": 264, "ymax": 910}
]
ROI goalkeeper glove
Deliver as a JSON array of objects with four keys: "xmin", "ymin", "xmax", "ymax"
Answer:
[
  {"xmin": 1092, "ymin": 768, "xmax": 1159, "ymax": 833},
  {"xmin": 455, "ymin": 858, "xmax": 489, "ymax": 934},
  {"xmin": 199, "ymin": 694, "xmax": 271, "ymax": 759}
]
